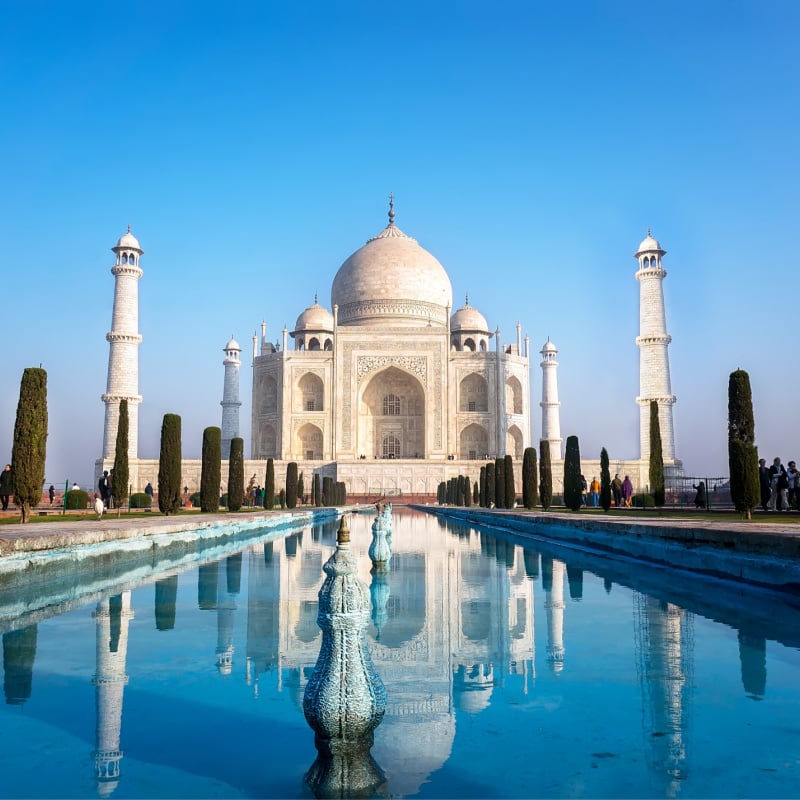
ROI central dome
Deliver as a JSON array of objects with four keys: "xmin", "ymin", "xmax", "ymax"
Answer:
[{"xmin": 331, "ymin": 210, "xmax": 453, "ymax": 327}]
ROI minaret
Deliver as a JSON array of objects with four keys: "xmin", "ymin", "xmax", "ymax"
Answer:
[
  {"xmin": 221, "ymin": 336, "xmax": 242, "ymax": 459},
  {"xmin": 635, "ymin": 232, "xmax": 677, "ymax": 462},
  {"xmin": 101, "ymin": 227, "xmax": 143, "ymax": 461},
  {"xmin": 539, "ymin": 339, "xmax": 563, "ymax": 460},
  {"xmin": 544, "ymin": 558, "xmax": 565, "ymax": 674}
]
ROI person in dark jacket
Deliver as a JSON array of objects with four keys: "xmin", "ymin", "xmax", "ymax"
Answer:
[
  {"xmin": 0, "ymin": 464, "xmax": 12, "ymax": 511},
  {"xmin": 758, "ymin": 458, "xmax": 771, "ymax": 511},
  {"xmin": 693, "ymin": 481, "xmax": 707, "ymax": 509}
]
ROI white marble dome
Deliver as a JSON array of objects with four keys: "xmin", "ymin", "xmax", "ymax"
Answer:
[
  {"xmin": 635, "ymin": 232, "xmax": 665, "ymax": 256},
  {"xmin": 113, "ymin": 226, "xmax": 142, "ymax": 252},
  {"xmin": 541, "ymin": 337, "xmax": 557, "ymax": 353},
  {"xmin": 450, "ymin": 298, "xmax": 489, "ymax": 333},
  {"xmin": 224, "ymin": 336, "xmax": 241, "ymax": 351},
  {"xmin": 331, "ymin": 213, "xmax": 453, "ymax": 328},
  {"xmin": 294, "ymin": 298, "xmax": 334, "ymax": 332}
]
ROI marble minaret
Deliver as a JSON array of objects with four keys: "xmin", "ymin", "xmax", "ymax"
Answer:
[
  {"xmin": 539, "ymin": 338, "xmax": 563, "ymax": 460},
  {"xmin": 220, "ymin": 336, "xmax": 242, "ymax": 459},
  {"xmin": 102, "ymin": 228, "xmax": 143, "ymax": 461},
  {"xmin": 635, "ymin": 231, "xmax": 677, "ymax": 463}
]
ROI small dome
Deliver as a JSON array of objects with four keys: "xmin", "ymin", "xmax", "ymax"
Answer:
[
  {"xmin": 113, "ymin": 225, "xmax": 142, "ymax": 252},
  {"xmin": 450, "ymin": 298, "xmax": 489, "ymax": 333},
  {"xmin": 541, "ymin": 338, "xmax": 557, "ymax": 353},
  {"xmin": 224, "ymin": 336, "xmax": 241, "ymax": 351},
  {"xmin": 294, "ymin": 298, "xmax": 334, "ymax": 333},
  {"xmin": 635, "ymin": 231, "xmax": 665, "ymax": 256}
]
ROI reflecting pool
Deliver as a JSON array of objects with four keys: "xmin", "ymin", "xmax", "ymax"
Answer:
[{"xmin": 1, "ymin": 508, "xmax": 799, "ymax": 799}]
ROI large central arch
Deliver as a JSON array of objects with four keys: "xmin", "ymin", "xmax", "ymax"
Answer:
[{"xmin": 358, "ymin": 366, "xmax": 425, "ymax": 459}]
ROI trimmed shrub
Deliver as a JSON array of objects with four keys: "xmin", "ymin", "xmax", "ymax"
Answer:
[
  {"xmin": 437, "ymin": 482, "xmax": 446, "ymax": 504},
  {"xmin": 649, "ymin": 401, "xmax": 665, "ymax": 507},
  {"xmin": 279, "ymin": 489, "xmax": 286, "ymax": 509},
  {"xmin": 563, "ymin": 435, "xmax": 582, "ymax": 511},
  {"xmin": 322, "ymin": 476, "xmax": 333, "ymax": 506},
  {"xmin": 286, "ymin": 462, "xmax": 298, "ymax": 509},
  {"xmin": 201, "ymin": 426, "xmax": 221, "ymax": 513},
  {"xmin": 265, "ymin": 458, "xmax": 275, "ymax": 511},
  {"xmin": 539, "ymin": 440, "xmax": 553, "ymax": 510},
  {"xmin": 485, "ymin": 462, "xmax": 495, "ymax": 507},
  {"xmin": 600, "ymin": 447, "xmax": 612, "ymax": 512},
  {"xmin": 298, "ymin": 472, "xmax": 305, "ymax": 504},
  {"xmin": 473, "ymin": 481, "xmax": 479, "ymax": 504},
  {"xmin": 228, "ymin": 437, "xmax": 244, "ymax": 512},
  {"xmin": 632, "ymin": 493, "xmax": 655, "ymax": 508},
  {"xmin": 504, "ymin": 454, "xmax": 515, "ymax": 509},
  {"xmin": 111, "ymin": 399, "xmax": 129, "ymax": 513},
  {"xmin": 11, "ymin": 367, "xmax": 48, "ymax": 523},
  {"xmin": 522, "ymin": 447, "xmax": 538, "ymax": 509},
  {"xmin": 728, "ymin": 369, "xmax": 760, "ymax": 518},
  {"xmin": 130, "ymin": 492, "xmax": 152, "ymax": 509},
  {"xmin": 494, "ymin": 457, "xmax": 505, "ymax": 509},
  {"xmin": 313, "ymin": 472, "xmax": 322, "ymax": 507},
  {"xmin": 158, "ymin": 413, "xmax": 182, "ymax": 515},
  {"xmin": 64, "ymin": 489, "xmax": 89, "ymax": 510},
  {"xmin": 479, "ymin": 466, "xmax": 486, "ymax": 507}
]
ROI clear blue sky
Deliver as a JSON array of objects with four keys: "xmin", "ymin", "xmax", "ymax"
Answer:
[{"xmin": 1, "ymin": 1, "xmax": 797, "ymax": 487}]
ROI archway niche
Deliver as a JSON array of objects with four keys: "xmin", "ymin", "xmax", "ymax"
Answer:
[
  {"xmin": 260, "ymin": 375, "xmax": 278, "ymax": 414},
  {"xmin": 359, "ymin": 366, "xmax": 425, "ymax": 459},
  {"xmin": 460, "ymin": 373, "xmax": 488, "ymax": 412},
  {"xmin": 506, "ymin": 425, "xmax": 523, "ymax": 459},
  {"xmin": 296, "ymin": 422, "xmax": 323, "ymax": 460},
  {"xmin": 459, "ymin": 423, "xmax": 489, "ymax": 460},
  {"xmin": 259, "ymin": 423, "xmax": 277, "ymax": 458},
  {"xmin": 505, "ymin": 376, "xmax": 523, "ymax": 415},
  {"xmin": 296, "ymin": 372, "xmax": 324, "ymax": 412}
]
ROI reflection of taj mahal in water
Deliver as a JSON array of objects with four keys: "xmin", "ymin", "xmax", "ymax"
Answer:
[{"xmin": 96, "ymin": 201, "xmax": 680, "ymax": 495}]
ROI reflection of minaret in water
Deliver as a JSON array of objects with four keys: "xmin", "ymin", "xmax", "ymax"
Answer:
[
  {"xmin": 92, "ymin": 592, "xmax": 134, "ymax": 797},
  {"xmin": 543, "ymin": 558, "xmax": 565, "ymax": 674},
  {"xmin": 216, "ymin": 554, "xmax": 243, "ymax": 676},
  {"xmin": 3, "ymin": 625, "xmax": 38, "ymax": 705},
  {"xmin": 634, "ymin": 593, "xmax": 693, "ymax": 797},
  {"xmin": 154, "ymin": 576, "xmax": 178, "ymax": 631}
]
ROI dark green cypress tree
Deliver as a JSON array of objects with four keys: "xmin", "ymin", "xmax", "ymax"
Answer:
[
  {"xmin": 504, "ymin": 454, "xmax": 515, "ymax": 508},
  {"xmin": 485, "ymin": 462, "xmax": 495, "ymax": 507},
  {"xmin": 322, "ymin": 476, "xmax": 333, "ymax": 506},
  {"xmin": 539, "ymin": 440, "xmax": 553, "ymax": 511},
  {"xmin": 111, "ymin": 399, "xmax": 129, "ymax": 515},
  {"xmin": 464, "ymin": 475, "xmax": 472, "ymax": 507},
  {"xmin": 265, "ymin": 458, "xmax": 275, "ymax": 510},
  {"xmin": 11, "ymin": 368, "xmax": 48, "ymax": 523},
  {"xmin": 285, "ymin": 462, "xmax": 298, "ymax": 509},
  {"xmin": 200, "ymin": 426, "xmax": 221, "ymax": 512},
  {"xmin": 227, "ymin": 437, "xmax": 244, "ymax": 512},
  {"xmin": 298, "ymin": 472, "xmax": 305, "ymax": 505},
  {"xmin": 437, "ymin": 482, "xmax": 446, "ymax": 504},
  {"xmin": 494, "ymin": 457, "xmax": 505, "ymax": 509},
  {"xmin": 313, "ymin": 473, "xmax": 322, "ymax": 507},
  {"xmin": 158, "ymin": 413, "xmax": 182, "ymax": 515},
  {"xmin": 522, "ymin": 447, "xmax": 538, "ymax": 509},
  {"xmin": 649, "ymin": 401, "xmax": 665, "ymax": 507},
  {"xmin": 563, "ymin": 435, "xmax": 582, "ymax": 511},
  {"xmin": 479, "ymin": 466, "xmax": 487, "ymax": 507},
  {"xmin": 728, "ymin": 369, "xmax": 760, "ymax": 518},
  {"xmin": 600, "ymin": 447, "xmax": 612, "ymax": 512},
  {"xmin": 473, "ymin": 480, "xmax": 479, "ymax": 504}
]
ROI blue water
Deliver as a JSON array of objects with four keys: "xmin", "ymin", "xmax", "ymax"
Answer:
[{"xmin": 1, "ymin": 508, "xmax": 799, "ymax": 799}]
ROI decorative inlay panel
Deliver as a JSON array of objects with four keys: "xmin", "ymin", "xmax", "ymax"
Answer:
[{"xmin": 357, "ymin": 355, "xmax": 427, "ymax": 383}]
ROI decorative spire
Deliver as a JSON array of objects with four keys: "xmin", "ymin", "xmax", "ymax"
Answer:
[
  {"xmin": 127, "ymin": 224, "xmax": 131, "ymax": 234},
  {"xmin": 465, "ymin": 293, "xmax": 470, "ymax": 306},
  {"xmin": 314, "ymin": 291, "xmax": 318, "ymax": 305},
  {"xmin": 647, "ymin": 226, "xmax": 651, "ymax": 237},
  {"xmin": 388, "ymin": 192, "xmax": 395, "ymax": 226},
  {"xmin": 337, "ymin": 514, "xmax": 350, "ymax": 544}
]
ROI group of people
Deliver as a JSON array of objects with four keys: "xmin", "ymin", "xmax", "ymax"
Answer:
[
  {"xmin": 579, "ymin": 473, "xmax": 634, "ymax": 507},
  {"xmin": 758, "ymin": 457, "xmax": 798, "ymax": 512}
]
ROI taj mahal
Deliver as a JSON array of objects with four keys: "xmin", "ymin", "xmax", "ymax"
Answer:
[{"xmin": 96, "ymin": 200, "xmax": 680, "ymax": 498}]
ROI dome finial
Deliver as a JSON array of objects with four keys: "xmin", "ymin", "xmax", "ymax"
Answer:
[
  {"xmin": 465, "ymin": 293, "xmax": 469, "ymax": 306},
  {"xmin": 647, "ymin": 226, "xmax": 651, "ymax": 237},
  {"xmin": 127, "ymin": 224, "xmax": 131, "ymax": 234},
  {"xmin": 314, "ymin": 291, "xmax": 318, "ymax": 305},
  {"xmin": 337, "ymin": 515, "xmax": 350, "ymax": 544},
  {"xmin": 388, "ymin": 192, "xmax": 395, "ymax": 226}
]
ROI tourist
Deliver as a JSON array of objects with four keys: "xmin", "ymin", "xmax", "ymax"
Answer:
[
  {"xmin": 0, "ymin": 464, "xmax": 12, "ymax": 511},
  {"xmin": 622, "ymin": 475, "xmax": 633, "ymax": 507},
  {"xmin": 98, "ymin": 470, "xmax": 111, "ymax": 508},
  {"xmin": 145, "ymin": 482, "xmax": 154, "ymax": 498},
  {"xmin": 611, "ymin": 474, "xmax": 623, "ymax": 507},
  {"xmin": 48, "ymin": 484, "xmax": 55, "ymax": 505},
  {"xmin": 580, "ymin": 475, "xmax": 588, "ymax": 506},
  {"xmin": 758, "ymin": 458, "xmax": 771, "ymax": 511},
  {"xmin": 768, "ymin": 458, "xmax": 789, "ymax": 511},
  {"xmin": 693, "ymin": 481, "xmax": 707, "ymax": 509},
  {"xmin": 590, "ymin": 476, "xmax": 600, "ymax": 507},
  {"xmin": 787, "ymin": 461, "xmax": 799, "ymax": 510}
]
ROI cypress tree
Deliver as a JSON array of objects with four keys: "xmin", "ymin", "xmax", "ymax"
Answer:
[
  {"xmin": 600, "ymin": 447, "xmax": 612, "ymax": 512},
  {"xmin": 728, "ymin": 369, "xmax": 760, "ymax": 518},
  {"xmin": 200, "ymin": 426, "xmax": 221, "ymax": 512},
  {"xmin": 11, "ymin": 367, "xmax": 48, "ymax": 523},
  {"xmin": 479, "ymin": 466, "xmax": 487, "ymax": 507},
  {"xmin": 522, "ymin": 447, "xmax": 538, "ymax": 509},
  {"xmin": 111, "ymin": 399, "xmax": 129, "ymax": 515},
  {"xmin": 494, "ymin": 457, "xmax": 505, "ymax": 509},
  {"xmin": 437, "ymin": 482, "xmax": 446, "ymax": 504},
  {"xmin": 504, "ymin": 454, "xmax": 515, "ymax": 508},
  {"xmin": 314, "ymin": 473, "xmax": 322, "ymax": 507},
  {"xmin": 563, "ymin": 435, "xmax": 582, "ymax": 511},
  {"xmin": 485, "ymin": 462, "xmax": 495, "ymax": 507},
  {"xmin": 649, "ymin": 401, "xmax": 665, "ymax": 507},
  {"xmin": 473, "ymin": 480, "xmax": 479, "ymax": 504},
  {"xmin": 298, "ymin": 472, "xmax": 305, "ymax": 505},
  {"xmin": 285, "ymin": 462, "xmax": 298, "ymax": 509},
  {"xmin": 227, "ymin": 437, "xmax": 244, "ymax": 512},
  {"xmin": 322, "ymin": 476, "xmax": 333, "ymax": 505},
  {"xmin": 158, "ymin": 413, "xmax": 182, "ymax": 515},
  {"xmin": 539, "ymin": 440, "xmax": 553, "ymax": 511},
  {"xmin": 265, "ymin": 458, "xmax": 275, "ymax": 510},
  {"xmin": 464, "ymin": 475, "xmax": 472, "ymax": 507}
]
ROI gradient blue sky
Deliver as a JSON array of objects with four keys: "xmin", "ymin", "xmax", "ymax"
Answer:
[{"xmin": 1, "ymin": 1, "xmax": 797, "ymax": 487}]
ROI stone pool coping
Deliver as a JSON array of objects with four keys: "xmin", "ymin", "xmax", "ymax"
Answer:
[{"xmin": 418, "ymin": 506, "xmax": 800, "ymax": 595}]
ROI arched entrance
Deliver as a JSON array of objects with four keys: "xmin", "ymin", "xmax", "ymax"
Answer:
[{"xmin": 359, "ymin": 366, "xmax": 425, "ymax": 459}]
